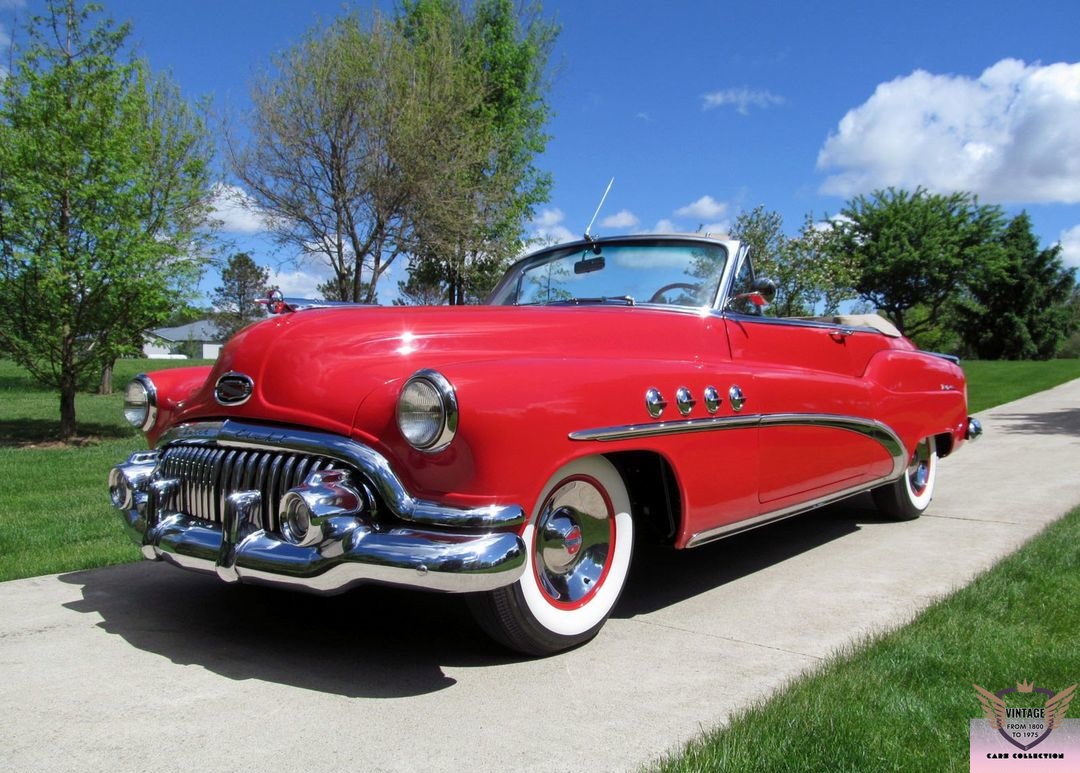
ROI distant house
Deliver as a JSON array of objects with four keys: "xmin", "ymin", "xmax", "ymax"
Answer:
[{"xmin": 144, "ymin": 320, "xmax": 224, "ymax": 360}]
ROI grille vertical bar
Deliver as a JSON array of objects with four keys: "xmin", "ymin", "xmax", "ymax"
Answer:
[{"xmin": 158, "ymin": 444, "xmax": 343, "ymax": 532}]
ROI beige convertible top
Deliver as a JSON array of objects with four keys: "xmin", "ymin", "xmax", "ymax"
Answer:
[{"xmin": 794, "ymin": 314, "xmax": 903, "ymax": 337}]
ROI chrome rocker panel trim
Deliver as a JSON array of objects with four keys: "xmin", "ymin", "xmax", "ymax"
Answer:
[
  {"xmin": 570, "ymin": 412, "xmax": 910, "ymax": 549},
  {"xmin": 159, "ymin": 420, "xmax": 525, "ymax": 530}
]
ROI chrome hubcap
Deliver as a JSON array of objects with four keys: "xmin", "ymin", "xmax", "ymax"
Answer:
[
  {"xmin": 908, "ymin": 439, "xmax": 931, "ymax": 494},
  {"xmin": 534, "ymin": 478, "xmax": 613, "ymax": 606}
]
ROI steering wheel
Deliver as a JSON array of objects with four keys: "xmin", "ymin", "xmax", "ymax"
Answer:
[{"xmin": 647, "ymin": 282, "xmax": 698, "ymax": 304}]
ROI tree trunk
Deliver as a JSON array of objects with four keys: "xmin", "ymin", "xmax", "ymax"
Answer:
[
  {"xmin": 99, "ymin": 361, "xmax": 114, "ymax": 395},
  {"xmin": 59, "ymin": 386, "xmax": 77, "ymax": 440}
]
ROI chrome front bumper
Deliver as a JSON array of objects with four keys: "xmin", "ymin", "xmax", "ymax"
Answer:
[{"xmin": 109, "ymin": 421, "xmax": 527, "ymax": 594}]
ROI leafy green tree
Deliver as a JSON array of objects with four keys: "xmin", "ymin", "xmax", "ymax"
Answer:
[
  {"xmin": 731, "ymin": 206, "xmax": 855, "ymax": 317},
  {"xmin": 831, "ymin": 188, "xmax": 1004, "ymax": 338},
  {"xmin": 210, "ymin": 252, "xmax": 269, "ymax": 340},
  {"xmin": 955, "ymin": 213, "xmax": 1077, "ymax": 359},
  {"xmin": 0, "ymin": 1, "xmax": 213, "ymax": 438},
  {"xmin": 233, "ymin": 3, "xmax": 552, "ymax": 306},
  {"xmin": 397, "ymin": 0, "xmax": 557, "ymax": 305}
]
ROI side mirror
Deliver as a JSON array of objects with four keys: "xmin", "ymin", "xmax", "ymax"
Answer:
[
  {"xmin": 751, "ymin": 277, "xmax": 777, "ymax": 304},
  {"xmin": 727, "ymin": 277, "xmax": 778, "ymax": 311}
]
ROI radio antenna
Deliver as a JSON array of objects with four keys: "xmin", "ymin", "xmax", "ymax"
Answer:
[{"xmin": 583, "ymin": 177, "xmax": 615, "ymax": 245}]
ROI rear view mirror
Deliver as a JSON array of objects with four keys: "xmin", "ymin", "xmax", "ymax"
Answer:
[{"xmin": 574, "ymin": 256, "xmax": 605, "ymax": 275}]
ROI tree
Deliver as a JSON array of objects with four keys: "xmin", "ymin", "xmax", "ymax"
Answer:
[
  {"xmin": 210, "ymin": 252, "xmax": 269, "ymax": 341},
  {"xmin": 730, "ymin": 206, "xmax": 855, "ymax": 317},
  {"xmin": 955, "ymin": 213, "xmax": 1077, "ymax": 359},
  {"xmin": 396, "ymin": 0, "xmax": 557, "ymax": 305},
  {"xmin": 831, "ymin": 188, "xmax": 1004, "ymax": 338},
  {"xmin": 233, "ymin": 7, "xmax": 532, "ymax": 305},
  {"xmin": 0, "ymin": 1, "xmax": 213, "ymax": 438}
]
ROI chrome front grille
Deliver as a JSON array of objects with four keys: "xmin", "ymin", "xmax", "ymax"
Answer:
[{"xmin": 157, "ymin": 444, "xmax": 348, "ymax": 533}]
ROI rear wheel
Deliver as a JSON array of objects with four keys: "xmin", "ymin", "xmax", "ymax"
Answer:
[
  {"xmin": 872, "ymin": 436, "xmax": 937, "ymax": 520},
  {"xmin": 468, "ymin": 457, "xmax": 633, "ymax": 656}
]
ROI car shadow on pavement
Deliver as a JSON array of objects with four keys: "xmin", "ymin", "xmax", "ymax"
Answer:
[
  {"xmin": 58, "ymin": 498, "xmax": 879, "ymax": 693},
  {"xmin": 58, "ymin": 562, "xmax": 516, "ymax": 699},
  {"xmin": 991, "ymin": 408, "xmax": 1080, "ymax": 437},
  {"xmin": 616, "ymin": 498, "xmax": 875, "ymax": 618}
]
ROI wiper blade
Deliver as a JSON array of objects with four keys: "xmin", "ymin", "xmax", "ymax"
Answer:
[{"xmin": 548, "ymin": 295, "xmax": 636, "ymax": 306}]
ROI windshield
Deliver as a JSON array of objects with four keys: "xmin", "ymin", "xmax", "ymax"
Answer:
[{"xmin": 489, "ymin": 240, "xmax": 729, "ymax": 307}]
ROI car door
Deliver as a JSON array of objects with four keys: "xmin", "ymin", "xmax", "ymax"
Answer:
[{"xmin": 722, "ymin": 256, "xmax": 894, "ymax": 507}]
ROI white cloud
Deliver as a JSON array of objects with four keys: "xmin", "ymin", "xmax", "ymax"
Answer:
[
  {"xmin": 600, "ymin": 209, "xmax": 639, "ymax": 229},
  {"xmin": 529, "ymin": 208, "xmax": 575, "ymax": 245},
  {"xmin": 818, "ymin": 59, "xmax": 1080, "ymax": 204},
  {"xmin": 702, "ymin": 87, "xmax": 784, "ymax": 115},
  {"xmin": 209, "ymin": 183, "xmax": 270, "ymax": 234},
  {"xmin": 702, "ymin": 221, "xmax": 730, "ymax": 236},
  {"xmin": 675, "ymin": 195, "xmax": 728, "ymax": 221},
  {"xmin": 1060, "ymin": 225, "xmax": 1080, "ymax": 269},
  {"xmin": 267, "ymin": 267, "xmax": 329, "ymax": 299},
  {"xmin": 652, "ymin": 219, "xmax": 680, "ymax": 233}
]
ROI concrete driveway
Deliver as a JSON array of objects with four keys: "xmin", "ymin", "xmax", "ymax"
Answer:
[{"xmin": 3, "ymin": 379, "xmax": 1080, "ymax": 772}]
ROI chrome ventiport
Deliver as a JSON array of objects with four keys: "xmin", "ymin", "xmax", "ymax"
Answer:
[
  {"xmin": 703, "ymin": 386, "xmax": 721, "ymax": 414},
  {"xmin": 728, "ymin": 384, "xmax": 746, "ymax": 412},
  {"xmin": 645, "ymin": 388, "xmax": 667, "ymax": 418},
  {"xmin": 966, "ymin": 417, "xmax": 983, "ymax": 441},
  {"xmin": 675, "ymin": 387, "xmax": 696, "ymax": 416},
  {"xmin": 279, "ymin": 469, "xmax": 368, "ymax": 547}
]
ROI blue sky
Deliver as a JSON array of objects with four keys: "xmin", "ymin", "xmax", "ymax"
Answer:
[{"xmin": 3, "ymin": 0, "xmax": 1079, "ymax": 302}]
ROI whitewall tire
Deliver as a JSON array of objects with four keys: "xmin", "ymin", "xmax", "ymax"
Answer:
[
  {"xmin": 468, "ymin": 456, "xmax": 633, "ymax": 656},
  {"xmin": 872, "ymin": 436, "xmax": 937, "ymax": 520}
]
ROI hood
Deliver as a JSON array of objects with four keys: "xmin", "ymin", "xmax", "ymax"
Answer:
[{"xmin": 173, "ymin": 304, "xmax": 709, "ymax": 435}]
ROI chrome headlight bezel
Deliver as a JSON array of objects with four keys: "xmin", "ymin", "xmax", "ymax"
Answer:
[
  {"xmin": 396, "ymin": 369, "xmax": 458, "ymax": 453},
  {"xmin": 123, "ymin": 374, "xmax": 158, "ymax": 432}
]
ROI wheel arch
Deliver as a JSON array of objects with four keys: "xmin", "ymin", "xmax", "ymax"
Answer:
[{"xmin": 604, "ymin": 450, "xmax": 682, "ymax": 545}]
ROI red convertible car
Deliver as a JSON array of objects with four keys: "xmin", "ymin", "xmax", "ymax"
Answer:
[{"xmin": 109, "ymin": 234, "xmax": 981, "ymax": 655}]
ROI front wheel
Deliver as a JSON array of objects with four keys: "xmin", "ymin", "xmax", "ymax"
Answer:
[
  {"xmin": 468, "ymin": 457, "xmax": 633, "ymax": 656},
  {"xmin": 872, "ymin": 436, "xmax": 937, "ymax": 520}
]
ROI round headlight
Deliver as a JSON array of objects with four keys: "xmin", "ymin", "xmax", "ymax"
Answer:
[
  {"xmin": 396, "ymin": 370, "xmax": 457, "ymax": 452},
  {"xmin": 123, "ymin": 375, "xmax": 157, "ymax": 431}
]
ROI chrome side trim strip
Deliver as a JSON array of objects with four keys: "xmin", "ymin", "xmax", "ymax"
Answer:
[
  {"xmin": 573, "ymin": 411, "xmax": 909, "ymax": 549},
  {"xmin": 570, "ymin": 411, "xmax": 906, "ymax": 475},
  {"xmin": 158, "ymin": 420, "xmax": 524, "ymax": 530},
  {"xmin": 569, "ymin": 414, "xmax": 760, "ymax": 441}
]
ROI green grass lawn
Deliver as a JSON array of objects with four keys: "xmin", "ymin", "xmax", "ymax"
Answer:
[
  {"xmin": 652, "ymin": 505, "xmax": 1080, "ymax": 773},
  {"xmin": 0, "ymin": 358, "xmax": 212, "ymax": 581},
  {"xmin": 962, "ymin": 359, "xmax": 1080, "ymax": 413}
]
